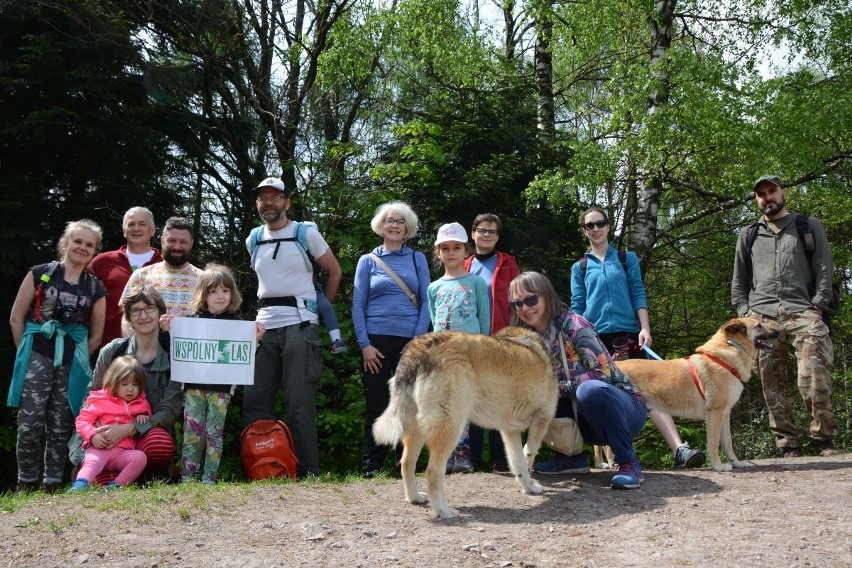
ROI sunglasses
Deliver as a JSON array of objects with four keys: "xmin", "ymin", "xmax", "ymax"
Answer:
[
  {"xmin": 583, "ymin": 220, "xmax": 608, "ymax": 230},
  {"xmin": 510, "ymin": 293, "xmax": 541, "ymax": 310}
]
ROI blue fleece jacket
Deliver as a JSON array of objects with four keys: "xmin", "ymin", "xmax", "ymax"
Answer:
[
  {"xmin": 570, "ymin": 243, "xmax": 648, "ymax": 335},
  {"xmin": 352, "ymin": 245, "xmax": 431, "ymax": 348}
]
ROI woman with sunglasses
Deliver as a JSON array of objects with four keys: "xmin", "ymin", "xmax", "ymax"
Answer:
[
  {"xmin": 509, "ymin": 271, "xmax": 647, "ymax": 489},
  {"xmin": 571, "ymin": 206, "xmax": 704, "ymax": 469}
]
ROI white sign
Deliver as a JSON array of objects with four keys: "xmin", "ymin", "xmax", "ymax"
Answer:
[{"xmin": 170, "ymin": 317, "xmax": 256, "ymax": 385}]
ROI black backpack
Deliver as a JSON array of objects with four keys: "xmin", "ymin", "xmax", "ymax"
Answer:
[{"xmin": 744, "ymin": 214, "xmax": 841, "ymax": 328}]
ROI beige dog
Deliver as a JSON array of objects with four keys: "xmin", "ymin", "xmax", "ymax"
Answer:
[
  {"xmin": 617, "ymin": 318, "xmax": 778, "ymax": 472},
  {"xmin": 372, "ymin": 327, "xmax": 557, "ymax": 519}
]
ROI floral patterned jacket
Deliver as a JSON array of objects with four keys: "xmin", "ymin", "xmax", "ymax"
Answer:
[{"xmin": 546, "ymin": 310, "xmax": 643, "ymax": 402}]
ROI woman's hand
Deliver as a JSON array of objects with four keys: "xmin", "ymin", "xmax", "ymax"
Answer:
[
  {"xmin": 361, "ymin": 345, "xmax": 385, "ymax": 374},
  {"xmin": 97, "ymin": 422, "xmax": 133, "ymax": 447},
  {"xmin": 89, "ymin": 430, "xmax": 111, "ymax": 449},
  {"xmin": 638, "ymin": 328, "xmax": 652, "ymax": 348}
]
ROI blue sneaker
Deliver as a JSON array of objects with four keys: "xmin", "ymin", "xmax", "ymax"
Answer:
[
  {"xmin": 534, "ymin": 453, "xmax": 590, "ymax": 475},
  {"xmin": 105, "ymin": 481, "xmax": 122, "ymax": 491},
  {"xmin": 611, "ymin": 459, "xmax": 644, "ymax": 489},
  {"xmin": 67, "ymin": 479, "xmax": 89, "ymax": 493}
]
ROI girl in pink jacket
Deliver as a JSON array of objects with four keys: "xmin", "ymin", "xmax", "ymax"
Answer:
[{"xmin": 69, "ymin": 356, "xmax": 152, "ymax": 491}]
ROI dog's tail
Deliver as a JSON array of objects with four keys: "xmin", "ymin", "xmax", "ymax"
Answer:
[{"xmin": 372, "ymin": 338, "xmax": 431, "ymax": 445}]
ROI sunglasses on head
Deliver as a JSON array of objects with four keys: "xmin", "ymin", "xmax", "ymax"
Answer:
[
  {"xmin": 583, "ymin": 220, "xmax": 608, "ymax": 230},
  {"xmin": 510, "ymin": 293, "xmax": 541, "ymax": 310}
]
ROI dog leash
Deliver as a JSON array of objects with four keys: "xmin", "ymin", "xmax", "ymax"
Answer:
[{"xmin": 641, "ymin": 344, "xmax": 663, "ymax": 360}]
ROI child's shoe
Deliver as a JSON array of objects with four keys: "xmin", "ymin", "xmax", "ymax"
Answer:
[
  {"xmin": 330, "ymin": 339, "xmax": 348, "ymax": 354},
  {"xmin": 68, "ymin": 479, "xmax": 89, "ymax": 493},
  {"xmin": 105, "ymin": 481, "xmax": 122, "ymax": 491}
]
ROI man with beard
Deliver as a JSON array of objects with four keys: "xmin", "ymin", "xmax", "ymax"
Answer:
[
  {"xmin": 91, "ymin": 207, "xmax": 163, "ymax": 350},
  {"xmin": 120, "ymin": 216, "xmax": 202, "ymax": 336},
  {"xmin": 731, "ymin": 175, "xmax": 841, "ymax": 458},
  {"xmin": 244, "ymin": 177, "xmax": 341, "ymax": 478}
]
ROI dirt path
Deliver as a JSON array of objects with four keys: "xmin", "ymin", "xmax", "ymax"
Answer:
[{"xmin": 2, "ymin": 453, "xmax": 850, "ymax": 567}]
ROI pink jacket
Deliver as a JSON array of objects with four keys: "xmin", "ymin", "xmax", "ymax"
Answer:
[{"xmin": 75, "ymin": 388, "xmax": 152, "ymax": 450}]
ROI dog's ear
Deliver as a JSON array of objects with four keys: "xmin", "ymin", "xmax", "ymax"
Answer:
[{"xmin": 724, "ymin": 319, "xmax": 747, "ymax": 336}]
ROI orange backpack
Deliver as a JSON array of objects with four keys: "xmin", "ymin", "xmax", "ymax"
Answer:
[{"xmin": 240, "ymin": 419, "xmax": 299, "ymax": 480}]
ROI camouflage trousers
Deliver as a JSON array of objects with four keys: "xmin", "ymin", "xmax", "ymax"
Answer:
[
  {"xmin": 750, "ymin": 308, "xmax": 837, "ymax": 448},
  {"xmin": 16, "ymin": 351, "xmax": 74, "ymax": 485}
]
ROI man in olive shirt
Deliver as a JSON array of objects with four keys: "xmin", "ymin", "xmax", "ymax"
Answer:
[{"xmin": 731, "ymin": 175, "xmax": 840, "ymax": 457}]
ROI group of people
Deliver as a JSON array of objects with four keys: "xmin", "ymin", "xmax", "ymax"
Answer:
[{"xmin": 7, "ymin": 173, "xmax": 841, "ymax": 493}]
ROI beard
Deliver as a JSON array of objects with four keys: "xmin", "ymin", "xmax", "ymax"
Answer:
[
  {"xmin": 761, "ymin": 195, "xmax": 786, "ymax": 217},
  {"xmin": 259, "ymin": 208, "xmax": 286, "ymax": 224},
  {"xmin": 163, "ymin": 249, "xmax": 190, "ymax": 267}
]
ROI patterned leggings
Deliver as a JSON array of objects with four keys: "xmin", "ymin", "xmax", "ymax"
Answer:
[{"xmin": 182, "ymin": 389, "xmax": 231, "ymax": 483}]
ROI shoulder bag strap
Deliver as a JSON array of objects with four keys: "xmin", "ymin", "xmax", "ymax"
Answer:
[
  {"xmin": 368, "ymin": 253, "xmax": 419, "ymax": 308},
  {"xmin": 557, "ymin": 330, "xmax": 579, "ymax": 417}
]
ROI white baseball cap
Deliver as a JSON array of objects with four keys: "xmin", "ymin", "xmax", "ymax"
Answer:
[
  {"xmin": 253, "ymin": 177, "xmax": 289, "ymax": 195},
  {"xmin": 434, "ymin": 222, "xmax": 469, "ymax": 246}
]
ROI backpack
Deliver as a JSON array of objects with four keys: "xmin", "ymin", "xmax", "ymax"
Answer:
[
  {"xmin": 31, "ymin": 261, "xmax": 97, "ymax": 323},
  {"xmin": 744, "ymin": 214, "xmax": 842, "ymax": 327},
  {"xmin": 579, "ymin": 249, "xmax": 629, "ymax": 285},
  {"xmin": 240, "ymin": 419, "xmax": 299, "ymax": 480},
  {"xmin": 248, "ymin": 221, "xmax": 315, "ymax": 272}
]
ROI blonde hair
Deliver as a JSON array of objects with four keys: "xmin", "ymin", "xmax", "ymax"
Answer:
[
  {"xmin": 190, "ymin": 263, "xmax": 242, "ymax": 314},
  {"xmin": 370, "ymin": 201, "xmax": 419, "ymax": 240},
  {"xmin": 102, "ymin": 355, "xmax": 147, "ymax": 397},
  {"xmin": 57, "ymin": 219, "xmax": 103, "ymax": 260}
]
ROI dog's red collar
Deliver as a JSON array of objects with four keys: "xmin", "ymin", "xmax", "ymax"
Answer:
[{"xmin": 684, "ymin": 353, "xmax": 744, "ymax": 401}]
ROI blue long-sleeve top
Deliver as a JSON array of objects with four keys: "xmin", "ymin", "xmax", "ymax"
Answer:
[
  {"xmin": 352, "ymin": 244, "xmax": 431, "ymax": 348},
  {"xmin": 570, "ymin": 243, "xmax": 648, "ymax": 335}
]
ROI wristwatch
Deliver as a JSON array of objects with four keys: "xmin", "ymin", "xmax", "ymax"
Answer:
[{"xmin": 128, "ymin": 423, "xmax": 138, "ymax": 437}]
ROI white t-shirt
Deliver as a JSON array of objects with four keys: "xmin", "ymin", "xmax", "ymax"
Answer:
[
  {"xmin": 247, "ymin": 222, "xmax": 330, "ymax": 329},
  {"xmin": 126, "ymin": 250, "xmax": 156, "ymax": 271}
]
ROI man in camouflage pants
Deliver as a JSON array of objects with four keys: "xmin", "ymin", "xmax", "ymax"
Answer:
[{"xmin": 731, "ymin": 175, "xmax": 841, "ymax": 457}]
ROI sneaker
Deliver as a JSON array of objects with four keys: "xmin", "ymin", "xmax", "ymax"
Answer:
[
  {"xmin": 330, "ymin": 339, "xmax": 348, "ymax": 354},
  {"xmin": 783, "ymin": 448, "xmax": 803, "ymax": 458},
  {"xmin": 446, "ymin": 455, "xmax": 474, "ymax": 475},
  {"xmin": 104, "ymin": 481, "xmax": 122, "ymax": 491},
  {"xmin": 41, "ymin": 483, "xmax": 62, "ymax": 494},
  {"xmin": 68, "ymin": 479, "xmax": 89, "ymax": 493},
  {"xmin": 611, "ymin": 459, "xmax": 644, "ymax": 489},
  {"xmin": 363, "ymin": 469, "xmax": 380, "ymax": 479},
  {"xmin": 673, "ymin": 443, "xmax": 705, "ymax": 469},
  {"xmin": 533, "ymin": 453, "xmax": 590, "ymax": 475},
  {"xmin": 814, "ymin": 440, "xmax": 843, "ymax": 457}
]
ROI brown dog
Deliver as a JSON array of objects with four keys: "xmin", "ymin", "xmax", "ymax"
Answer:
[
  {"xmin": 372, "ymin": 327, "xmax": 557, "ymax": 519},
  {"xmin": 618, "ymin": 318, "xmax": 778, "ymax": 472}
]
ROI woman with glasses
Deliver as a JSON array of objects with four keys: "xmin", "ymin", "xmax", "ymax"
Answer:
[
  {"xmin": 69, "ymin": 286, "xmax": 183, "ymax": 485},
  {"xmin": 510, "ymin": 271, "xmax": 647, "ymax": 489},
  {"xmin": 9, "ymin": 220, "xmax": 106, "ymax": 492},
  {"xmin": 463, "ymin": 213, "xmax": 520, "ymax": 473},
  {"xmin": 571, "ymin": 206, "xmax": 704, "ymax": 470},
  {"xmin": 352, "ymin": 201, "xmax": 431, "ymax": 478}
]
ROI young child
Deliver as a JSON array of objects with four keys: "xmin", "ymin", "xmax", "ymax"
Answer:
[
  {"xmin": 161, "ymin": 263, "xmax": 265, "ymax": 484},
  {"xmin": 70, "ymin": 356, "xmax": 151, "ymax": 491},
  {"xmin": 427, "ymin": 222, "xmax": 490, "ymax": 474}
]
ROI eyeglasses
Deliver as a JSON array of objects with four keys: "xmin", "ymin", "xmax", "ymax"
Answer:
[
  {"xmin": 583, "ymin": 220, "xmax": 608, "ymax": 230},
  {"xmin": 510, "ymin": 293, "xmax": 541, "ymax": 310},
  {"xmin": 384, "ymin": 218, "xmax": 406, "ymax": 226},
  {"xmin": 474, "ymin": 228, "xmax": 498, "ymax": 237},
  {"xmin": 129, "ymin": 305, "xmax": 159, "ymax": 318},
  {"xmin": 256, "ymin": 195, "xmax": 286, "ymax": 205}
]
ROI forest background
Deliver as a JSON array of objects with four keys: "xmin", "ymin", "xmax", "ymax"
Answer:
[{"xmin": 0, "ymin": 0, "xmax": 850, "ymax": 491}]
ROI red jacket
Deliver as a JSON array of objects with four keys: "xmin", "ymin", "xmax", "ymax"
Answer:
[
  {"xmin": 91, "ymin": 245, "xmax": 163, "ymax": 349},
  {"xmin": 76, "ymin": 388, "xmax": 152, "ymax": 450},
  {"xmin": 464, "ymin": 251, "xmax": 520, "ymax": 333}
]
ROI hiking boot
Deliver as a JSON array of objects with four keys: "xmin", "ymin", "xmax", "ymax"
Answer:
[
  {"xmin": 533, "ymin": 453, "xmax": 590, "ymax": 475},
  {"xmin": 330, "ymin": 339, "xmax": 348, "ymax": 354},
  {"xmin": 814, "ymin": 440, "xmax": 843, "ymax": 457},
  {"xmin": 490, "ymin": 459, "xmax": 509, "ymax": 474},
  {"xmin": 15, "ymin": 480, "xmax": 38, "ymax": 494},
  {"xmin": 363, "ymin": 469, "xmax": 380, "ymax": 479},
  {"xmin": 446, "ymin": 455, "xmax": 474, "ymax": 475},
  {"xmin": 611, "ymin": 459, "xmax": 644, "ymax": 489},
  {"xmin": 782, "ymin": 448, "xmax": 802, "ymax": 458},
  {"xmin": 41, "ymin": 483, "xmax": 62, "ymax": 494},
  {"xmin": 673, "ymin": 442, "xmax": 705, "ymax": 469}
]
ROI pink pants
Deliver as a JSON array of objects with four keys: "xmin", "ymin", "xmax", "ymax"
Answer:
[
  {"xmin": 78, "ymin": 446, "xmax": 147, "ymax": 486},
  {"xmin": 91, "ymin": 426, "xmax": 175, "ymax": 485}
]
